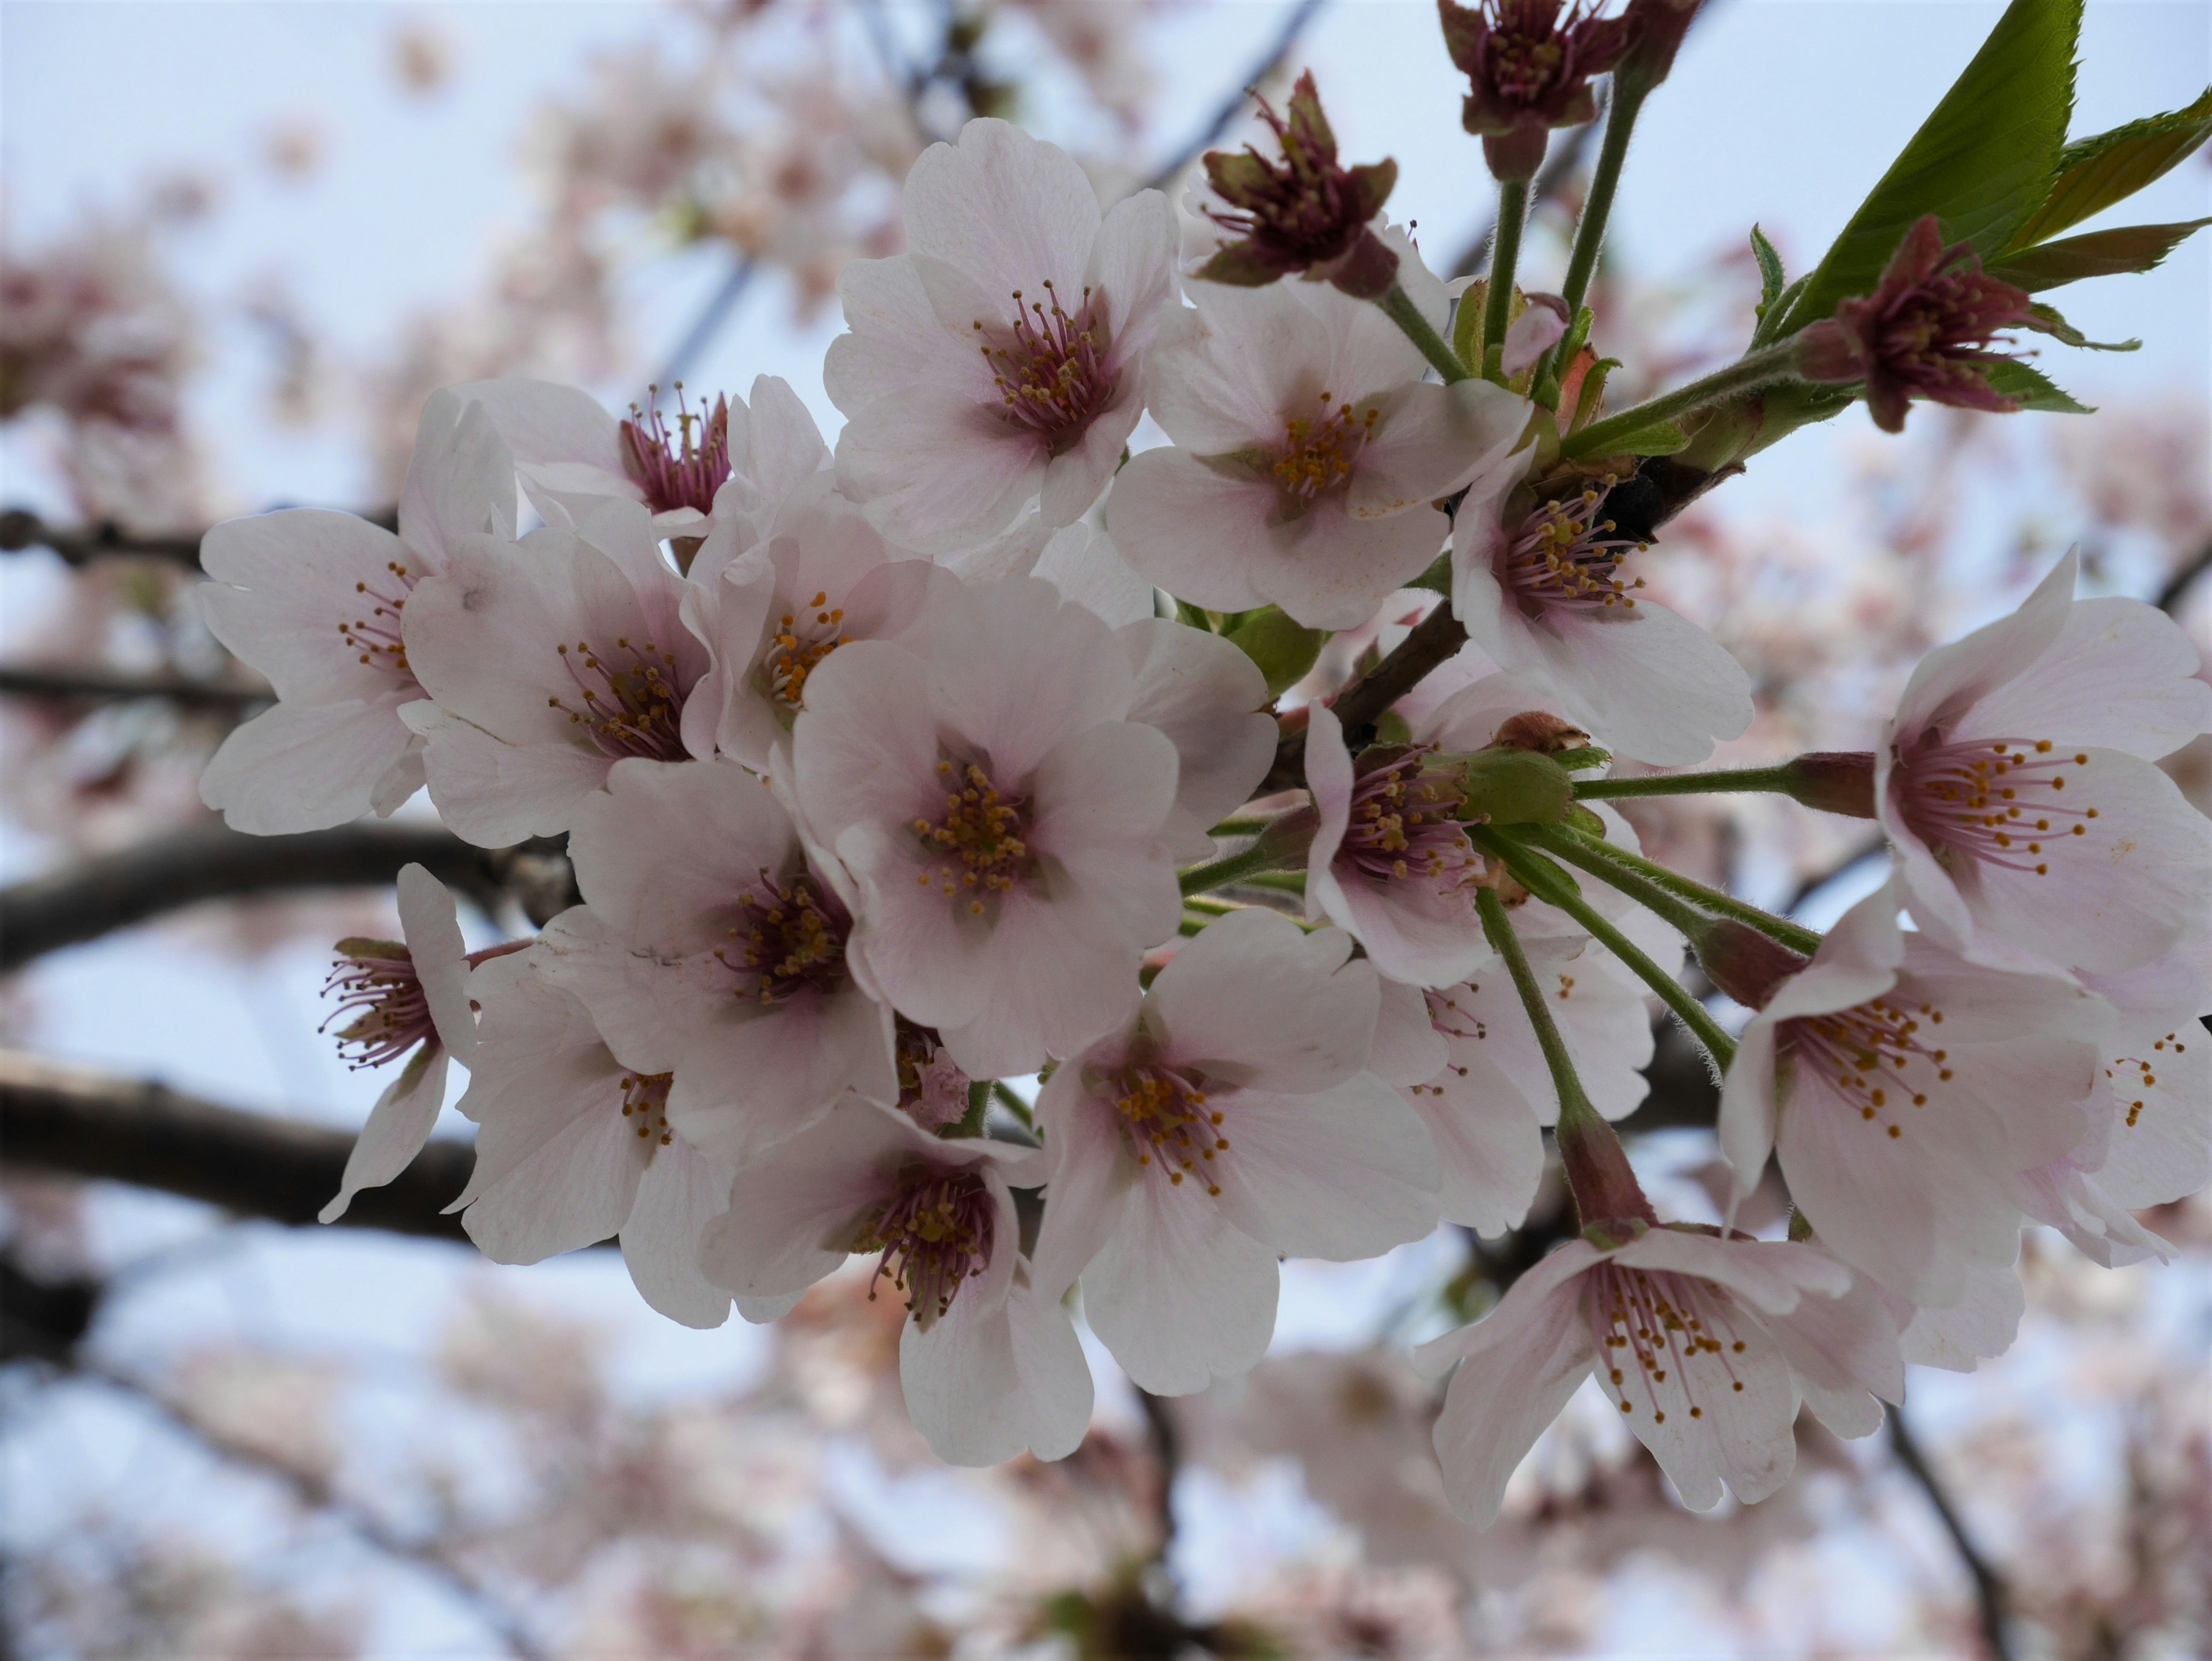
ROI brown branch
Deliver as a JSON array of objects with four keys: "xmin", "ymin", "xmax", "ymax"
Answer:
[
  {"xmin": 0, "ymin": 508, "xmax": 206, "ymax": 569},
  {"xmin": 0, "ymin": 663, "xmax": 268, "ymax": 710},
  {"xmin": 2156, "ymin": 538, "xmax": 2212, "ymax": 615},
  {"xmin": 1, "ymin": 1049, "xmax": 472, "ymax": 1240},
  {"xmin": 1889, "ymin": 1408, "xmax": 2016, "ymax": 1661},
  {"xmin": 1139, "ymin": 0, "xmax": 1331, "ymax": 194}
]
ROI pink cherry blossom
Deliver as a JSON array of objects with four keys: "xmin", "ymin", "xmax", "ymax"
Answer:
[
  {"xmin": 318, "ymin": 864, "xmax": 482, "ymax": 1223},
  {"xmin": 446, "ymin": 949, "xmax": 733, "ymax": 1329},
  {"xmin": 1029, "ymin": 908, "xmax": 1440, "ymax": 1395},
  {"xmin": 1876, "ymin": 549, "xmax": 2212, "ymax": 977},
  {"xmin": 1449, "ymin": 467, "xmax": 1753, "ymax": 765},
  {"xmin": 199, "ymin": 390, "xmax": 515, "ymax": 832},
  {"xmin": 1109, "ymin": 262, "xmax": 1532, "ymax": 629},
  {"xmin": 696, "ymin": 1100, "xmax": 1092, "ymax": 1465},
  {"xmin": 792, "ymin": 575, "xmax": 1184, "ymax": 1077},
  {"xmin": 1717, "ymin": 883, "xmax": 2101, "ymax": 1307},
  {"xmin": 1414, "ymin": 1226, "xmax": 1896, "ymax": 1524},
  {"xmin": 533, "ymin": 756, "xmax": 897, "ymax": 1165},
  {"xmin": 1118, "ymin": 615, "xmax": 1278, "ymax": 861},
  {"xmin": 826, "ymin": 118, "xmax": 1177, "ymax": 550},
  {"xmin": 399, "ymin": 497, "xmax": 733, "ymax": 845}
]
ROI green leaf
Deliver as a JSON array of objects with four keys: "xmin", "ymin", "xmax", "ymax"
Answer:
[
  {"xmin": 1749, "ymin": 224, "xmax": 1787, "ymax": 314},
  {"xmin": 1778, "ymin": 0, "xmax": 2080, "ymax": 334},
  {"xmin": 2008, "ymin": 87, "xmax": 2212, "ymax": 249},
  {"xmin": 1990, "ymin": 218, "xmax": 2212, "ymax": 291},
  {"xmin": 1751, "ymin": 272, "xmax": 1812, "ymax": 348},
  {"xmin": 1983, "ymin": 359, "xmax": 2093, "ymax": 413},
  {"xmin": 2026, "ymin": 302, "xmax": 2138, "ymax": 352}
]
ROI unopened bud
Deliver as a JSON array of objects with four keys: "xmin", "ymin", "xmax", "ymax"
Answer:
[
  {"xmin": 1456, "ymin": 747, "xmax": 1576, "ymax": 826},
  {"xmin": 1225, "ymin": 606, "xmax": 1330, "ymax": 697},
  {"xmin": 1616, "ymin": 0, "xmax": 1702, "ymax": 96},
  {"xmin": 1690, "ymin": 917, "xmax": 1809, "ymax": 1011},
  {"xmin": 1781, "ymin": 751, "xmax": 1877, "ymax": 819},
  {"xmin": 1492, "ymin": 709, "xmax": 1593, "ymax": 756}
]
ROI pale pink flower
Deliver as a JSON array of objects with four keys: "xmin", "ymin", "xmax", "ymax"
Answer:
[
  {"xmin": 318, "ymin": 864, "xmax": 480, "ymax": 1223},
  {"xmin": 1876, "ymin": 549, "xmax": 2212, "ymax": 977},
  {"xmin": 698, "ymin": 1100, "xmax": 1092, "ymax": 1465},
  {"xmin": 1717, "ymin": 883, "xmax": 2101, "ymax": 1307},
  {"xmin": 1889, "ymin": 1258, "xmax": 2025, "ymax": 1372},
  {"xmin": 534, "ymin": 757, "xmax": 897, "ymax": 1164},
  {"xmin": 1449, "ymin": 467, "xmax": 1754, "ymax": 765},
  {"xmin": 827, "ymin": 118, "xmax": 1177, "ymax": 550},
  {"xmin": 1414, "ymin": 1226, "xmax": 1898, "ymax": 1524},
  {"xmin": 448, "ymin": 949, "xmax": 733, "ymax": 1328},
  {"xmin": 400, "ymin": 498, "xmax": 732, "ymax": 845},
  {"xmin": 1109, "ymin": 263, "xmax": 1532, "ymax": 628},
  {"xmin": 1029, "ymin": 908, "xmax": 1439, "ymax": 1395},
  {"xmin": 793, "ymin": 576, "xmax": 1184, "ymax": 1077},
  {"xmin": 199, "ymin": 391, "xmax": 514, "ymax": 832}
]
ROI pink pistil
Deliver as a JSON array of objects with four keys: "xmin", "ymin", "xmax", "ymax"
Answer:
[{"xmin": 976, "ymin": 281, "xmax": 1116, "ymax": 455}]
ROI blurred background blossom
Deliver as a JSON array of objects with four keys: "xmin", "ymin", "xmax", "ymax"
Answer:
[{"xmin": 1, "ymin": 2, "xmax": 2206, "ymax": 1657}]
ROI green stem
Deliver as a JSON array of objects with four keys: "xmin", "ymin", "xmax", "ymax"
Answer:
[
  {"xmin": 990, "ymin": 1080, "xmax": 1035, "ymax": 1131},
  {"xmin": 1475, "ymin": 884, "xmax": 1595, "ymax": 1121},
  {"xmin": 1183, "ymin": 894, "xmax": 1240, "ymax": 916},
  {"xmin": 952, "ymin": 1079, "xmax": 991, "ymax": 1138},
  {"xmin": 1559, "ymin": 83, "xmax": 1645, "ymax": 320},
  {"xmin": 1560, "ymin": 339, "xmax": 1801, "ymax": 459},
  {"xmin": 1476, "ymin": 830, "xmax": 1738, "ymax": 1073},
  {"xmin": 1376, "ymin": 282, "xmax": 1471, "ymax": 383},
  {"xmin": 1205, "ymin": 816, "xmax": 1275, "ymax": 838},
  {"xmin": 1179, "ymin": 839, "xmax": 1294, "ymax": 897},
  {"xmin": 1481, "ymin": 177, "xmax": 1530, "ymax": 382},
  {"xmin": 1574, "ymin": 765, "xmax": 1801, "ymax": 801},
  {"xmin": 1232, "ymin": 869, "xmax": 1307, "ymax": 895},
  {"xmin": 1528, "ymin": 822, "xmax": 1823, "ymax": 956}
]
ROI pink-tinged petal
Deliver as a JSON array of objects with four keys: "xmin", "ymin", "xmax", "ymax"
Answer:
[
  {"xmin": 1144, "ymin": 283, "xmax": 1326, "ymax": 454},
  {"xmin": 1400, "ymin": 1065, "xmax": 1544, "ymax": 1237},
  {"xmin": 1087, "ymin": 187, "xmax": 1177, "ymax": 361},
  {"xmin": 1004, "ymin": 1272, "xmax": 1096, "ymax": 1460},
  {"xmin": 399, "ymin": 390, "xmax": 516, "ymax": 561},
  {"xmin": 840, "ymin": 828, "xmax": 993, "ymax": 1037},
  {"xmin": 1423, "ymin": 1253, "xmax": 1599, "ymax": 1526},
  {"xmin": 449, "ymin": 376, "xmax": 628, "ymax": 482},
  {"xmin": 1322, "ymin": 861, "xmax": 1489, "ymax": 990},
  {"xmin": 402, "ymin": 531, "xmax": 582, "ymax": 744},
  {"xmin": 902, "ymin": 1257, "xmax": 1094, "ymax": 1466},
  {"xmin": 402, "ymin": 701, "xmax": 612, "ymax": 847},
  {"xmin": 395, "ymin": 864, "xmax": 475, "ymax": 1064},
  {"xmin": 1891, "ymin": 550, "xmax": 2077, "ymax": 743},
  {"xmin": 1415, "ymin": 1238, "xmax": 1606, "ymax": 1376},
  {"xmin": 1716, "ymin": 1009, "xmax": 1785, "ymax": 1212},
  {"xmin": 1257, "ymin": 499, "xmax": 1453, "ymax": 633},
  {"xmin": 1106, "ymin": 448, "xmax": 1281, "ymax": 617},
  {"xmin": 320, "ymin": 1047, "xmax": 449, "ymax": 1224},
  {"xmin": 566, "ymin": 758, "xmax": 794, "ymax": 949},
  {"xmin": 1368, "ymin": 978, "xmax": 1451, "ymax": 1087},
  {"xmin": 532, "ymin": 906, "xmax": 704, "ymax": 1074},
  {"xmin": 927, "ymin": 578, "xmax": 1136, "ymax": 784},
  {"xmin": 935, "ymin": 883, "xmax": 1147, "ymax": 1079},
  {"xmin": 1040, "ymin": 523, "xmax": 1153, "ymax": 628},
  {"xmin": 696, "ymin": 1100, "xmax": 921, "ymax": 1299},
  {"xmin": 1896, "ymin": 1258, "xmax": 2023, "ymax": 1371},
  {"xmin": 665, "ymin": 982, "xmax": 896, "ymax": 1164},
  {"xmin": 793, "ymin": 641, "xmax": 944, "ymax": 834},
  {"xmin": 838, "ymin": 383, "xmax": 1045, "ymax": 552},
  {"xmin": 825, "ymin": 255, "xmax": 994, "ymax": 413},
  {"xmin": 1083, "ymin": 1171, "xmax": 1281, "ymax": 1395},
  {"xmin": 1039, "ymin": 394, "xmax": 1141, "ymax": 528},
  {"xmin": 903, "ymin": 118, "xmax": 1101, "ymax": 310},
  {"xmin": 1149, "ymin": 909, "xmax": 1380, "ymax": 1094},
  {"xmin": 619, "ymin": 1138, "xmax": 734, "ymax": 1329},
  {"xmin": 1611, "ymin": 1229, "xmax": 1847, "ymax": 1314},
  {"xmin": 736, "ymin": 374, "xmax": 831, "ymax": 510},
  {"xmin": 1211, "ymin": 1073, "xmax": 1439, "ymax": 1259},
  {"xmin": 1030, "ymin": 1067, "xmax": 1142, "ymax": 1300},
  {"xmin": 2088, "ymin": 1027, "xmax": 2210, "ymax": 1210},
  {"xmin": 370, "ymin": 735, "xmax": 427, "ymax": 819},
  {"xmin": 1030, "ymin": 715, "xmax": 1181, "ymax": 858},
  {"xmin": 1346, "ymin": 380, "xmax": 1532, "ymax": 519},
  {"xmin": 199, "ymin": 509, "xmax": 410, "ymax": 703},
  {"xmin": 1119, "ymin": 614, "xmax": 1278, "ymax": 842},
  {"xmin": 1979, "ymin": 596, "xmax": 2212, "ymax": 760},
  {"xmin": 200, "ymin": 692, "xmax": 418, "ymax": 834},
  {"xmin": 1764, "ymin": 1268, "xmax": 1905, "ymax": 1439},
  {"xmin": 1498, "ymin": 302, "xmax": 1566, "ymax": 378}
]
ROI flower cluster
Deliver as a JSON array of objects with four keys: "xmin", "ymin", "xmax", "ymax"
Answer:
[{"xmin": 201, "ymin": 48, "xmax": 2210, "ymax": 1517}]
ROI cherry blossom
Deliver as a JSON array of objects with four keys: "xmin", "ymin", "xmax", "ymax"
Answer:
[
  {"xmin": 792, "ymin": 575, "xmax": 1183, "ymax": 1077},
  {"xmin": 1875, "ymin": 549, "xmax": 2212, "ymax": 977},
  {"xmin": 533, "ymin": 756, "xmax": 897, "ymax": 1164},
  {"xmin": 826, "ymin": 118, "xmax": 1176, "ymax": 551},
  {"xmin": 199, "ymin": 390, "xmax": 515, "ymax": 832},
  {"xmin": 1029, "ymin": 908, "xmax": 1439, "ymax": 1395},
  {"xmin": 1109, "ymin": 259, "xmax": 1532, "ymax": 628},
  {"xmin": 696, "ymin": 1100, "xmax": 1092, "ymax": 1465},
  {"xmin": 1415, "ymin": 1226, "xmax": 1897, "ymax": 1524}
]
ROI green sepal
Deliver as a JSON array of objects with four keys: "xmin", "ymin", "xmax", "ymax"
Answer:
[
  {"xmin": 333, "ymin": 936, "xmax": 407, "ymax": 959},
  {"xmin": 1456, "ymin": 748, "xmax": 1577, "ymax": 827},
  {"xmin": 2008, "ymin": 86, "xmax": 2212, "ymax": 249},
  {"xmin": 1749, "ymin": 224, "xmax": 1787, "ymax": 315},
  {"xmin": 1565, "ymin": 803, "xmax": 1610, "ymax": 837},
  {"xmin": 1983, "ymin": 359, "xmax": 2093, "ymax": 414},
  {"xmin": 2025, "ymin": 302, "xmax": 2138, "ymax": 353},
  {"xmin": 1990, "ymin": 217, "xmax": 2212, "ymax": 292}
]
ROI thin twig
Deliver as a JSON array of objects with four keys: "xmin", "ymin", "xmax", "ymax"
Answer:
[
  {"xmin": 1138, "ymin": 0, "xmax": 1331, "ymax": 195},
  {"xmin": 0, "ymin": 509, "xmax": 206, "ymax": 569},
  {"xmin": 0, "ymin": 664, "xmax": 268, "ymax": 710},
  {"xmin": 1258, "ymin": 603, "xmax": 1468, "ymax": 791},
  {"xmin": 650, "ymin": 256, "xmax": 759, "ymax": 395},
  {"xmin": 2155, "ymin": 537, "xmax": 2212, "ymax": 615},
  {"xmin": 1135, "ymin": 1386, "xmax": 1182, "ymax": 1562},
  {"xmin": 1888, "ymin": 1408, "xmax": 2016, "ymax": 1661}
]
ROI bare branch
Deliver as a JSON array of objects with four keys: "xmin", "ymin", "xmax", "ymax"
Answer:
[
  {"xmin": 0, "ymin": 663, "xmax": 268, "ymax": 711},
  {"xmin": 1, "ymin": 1049, "xmax": 472, "ymax": 1240},
  {"xmin": 0, "ymin": 508, "xmax": 206, "ymax": 569},
  {"xmin": 2156, "ymin": 537, "xmax": 2212, "ymax": 616},
  {"xmin": 1140, "ymin": 0, "xmax": 1331, "ymax": 194},
  {"xmin": 1259, "ymin": 602, "xmax": 1469, "ymax": 792},
  {"xmin": 1889, "ymin": 1408, "xmax": 2016, "ymax": 1661}
]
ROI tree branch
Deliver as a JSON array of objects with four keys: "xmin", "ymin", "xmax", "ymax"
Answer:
[
  {"xmin": 1259, "ymin": 602, "xmax": 1469, "ymax": 791},
  {"xmin": 0, "ymin": 508, "xmax": 206, "ymax": 569},
  {"xmin": 1889, "ymin": 1408, "xmax": 2016, "ymax": 1661},
  {"xmin": 2156, "ymin": 537, "xmax": 2212, "ymax": 616},
  {"xmin": 1139, "ymin": 0, "xmax": 1331, "ymax": 194},
  {"xmin": 0, "ymin": 663, "xmax": 268, "ymax": 710}
]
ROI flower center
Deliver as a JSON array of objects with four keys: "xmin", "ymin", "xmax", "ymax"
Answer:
[
  {"xmin": 1782, "ymin": 994, "xmax": 1952, "ymax": 1142},
  {"xmin": 1273, "ymin": 390, "xmax": 1378, "ymax": 502},
  {"xmin": 1498, "ymin": 486, "xmax": 1647, "ymax": 618},
  {"xmin": 619, "ymin": 1070, "xmax": 675, "ymax": 1147},
  {"xmin": 894, "ymin": 1017, "xmax": 971, "ymax": 1133},
  {"xmin": 620, "ymin": 386, "xmax": 732, "ymax": 517},
  {"xmin": 912, "ymin": 759, "xmax": 1033, "ymax": 916},
  {"xmin": 1109, "ymin": 1062, "xmax": 1229, "ymax": 1194},
  {"xmin": 548, "ymin": 636, "xmax": 688, "ymax": 760},
  {"xmin": 1340, "ymin": 748, "xmax": 1483, "ymax": 895},
  {"xmin": 1587, "ymin": 1262, "xmax": 1755, "ymax": 1425},
  {"xmin": 321, "ymin": 938, "xmax": 434, "ymax": 1069},
  {"xmin": 1893, "ymin": 735, "xmax": 2097, "ymax": 879},
  {"xmin": 852, "ymin": 1168, "xmax": 995, "ymax": 1328},
  {"xmin": 763, "ymin": 590, "xmax": 847, "ymax": 712},
  {"xmin": 715, "ymin": 867, "xmax": 851, "ymax": 1004},
  {"xmin": 338, "ymin": 559, "xmax": 420, "ymax": 683},
  {"xmin": 975, "ymin": 280, "xmax": 1116, "ymax": 455}
]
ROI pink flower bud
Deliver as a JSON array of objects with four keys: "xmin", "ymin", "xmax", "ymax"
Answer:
[{"xmin": 1691, "ymin": 918, "xmax": 1809, "ymax": 1011}]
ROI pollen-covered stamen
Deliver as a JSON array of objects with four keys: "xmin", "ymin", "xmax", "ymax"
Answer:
[
  {"xmin": 548, "ymin": 635, "xmax": 688, "ymax": 760},
  {"xmin": 976, "ymin": 280, "xmax": 1116, "ymax": 454},
  {"xmin": 763, "ymin": 589, "xmax": 849, "ymax": 712},
  {"xmin": 1405, "ymin": 987, "xmax": 1483, "ymax": 1096},
  {"xmin": 2108, "ymin": 1031, "xmax": 2185, "ymax": 1130},
  {"xmin": 1893, "ymin": 735, "xmax": 2098, "ymax": 878},
  {"xmin": 1587, "ymin": 1262, "xmax": 1752, "ymax": 1424},
  {"xmin": 912, "ymin": 758, "xmax": 1034, "ymax": 916},
  {"xmin": 714, "ymin": 866, "xmax": 851, "ymax": 1004},
  {"xmin": 619, "ymin": 383, "xmax": 733, "ymax": 517},
  {"xmin": 1782, "ymin": 993, "xmax": 1952, "ymax": 1141},
  {"xmin": 1339, "ymin": 748, "xmax": 1482, "ymax": 896},
  {"xmin": 1497, "ymin": 485, "xmax": 1648, "ymax": 618},
  {"xmin": 1110, "ymin": 1063, "xmax": 1230, "ymax": 1195},
  {"xmin": 337, "ymin": 560, "xmax": 420, "ymax": 682},
  {"xmin": 1272, "ymin": 389, "xmax": 1380, "ymax": 501},
  {"xmin": 851, "ymin": 1167, "xmax": 996, "ymax": 1327},
  {"xmin": 320, "ymin": 938, "xmax": 435, "ymax": 1070},
  {"xmin": 618, "ymin": 1070, "xmax": 675, "ymax": 1148}
]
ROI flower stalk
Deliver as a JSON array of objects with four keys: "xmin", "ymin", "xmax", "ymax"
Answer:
[
  {"xmin": 1572, "ymin": 752, "xmax": 1875, "ymax": 818},
  {"xmin": 1525, "ymin": 821, "xmax": 1824, "ymax": 956},
  {"xmin": 1481, "ymin": 177, "xmax": 1531, "ymax": 381},
  {"xmin": 1376, "ymin": 282, "xmax": 1472, "ymax": 382},
  {"xmin": 1560, "ymin": 338, "xmax": 1802, "ymax": 457}
]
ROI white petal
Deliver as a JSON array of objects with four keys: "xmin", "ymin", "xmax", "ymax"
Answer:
[
  {"xmin": 320, "ymin": 1048, "xmax": 449, "ymax": 1223},
  {"xmin": 619, "ymin": 1138, "xmax": 734, "ymax": 1329}
]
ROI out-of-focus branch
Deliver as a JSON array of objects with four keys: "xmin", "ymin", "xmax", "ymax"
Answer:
[
  {"xmin": 0, "ymin": 822, "xmax": 577, "ymax": 971},
  {"xmin": 1448, "ymin": 111, "xmax": 1601, "ymax": 279},
  {"xmin": 1135, "ymin": 1387, "xmax": 1183, "ymax": 1562},
  {"xmin": 1139, "ymin": 0, "xmax": 1331, "ymax": 194},
  {"xmin": 0, "ymin": 508, "xmax": 206, "ymax": 569},
  {"xmin": 1259, "ymin": 602, "xmax": 1468, "ymax": 790},
  {"xmin": 1, "ymin": 1049, "xmax": 472, "ymax": 1240},
  {"xmin": 651, "ymin": 256, "xmax": 758, "ymax": 395},
  {"xmin": 2156, "ymin": 538, "xmax": 2212, "ymax": 615},
  {"xmin": 0, "ymin": 663, "xmax": 268, "ymax": 710},
  {"xmin": 1889, "ymin": 1408, "xmax": 2016, "ymax": 1661}
]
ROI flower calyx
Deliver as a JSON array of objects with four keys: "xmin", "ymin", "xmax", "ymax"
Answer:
[
  {"xmin": 1197, "ymin": 71, "xmax": 1403, "ymax": 300},
  {"xmin": 1438, "ymin": 0, "xmax": 1636, "ymax": 180},
  {"xmin": 1778, "ymin": 751, "xmax": 1877, "ymax": 819},
  {"xmin": 1449, "ymin": 744, "xmax": 1578, "ymax": 827}
]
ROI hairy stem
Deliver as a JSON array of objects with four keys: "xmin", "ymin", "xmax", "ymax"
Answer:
[
  {"xmin": 1559, "ymin": 82, "xmax": 1645, "ymax": 321},
  {"xmin": 1573, "ymin": 765, "xmax": 1802, "ymax": 801},
  {"xmin": 1376, "ymin": 282, "xmax": 1471, "ymax": 383},
  {"xmin": 1481, "ymin": 177, "xmax": 1530, "ymax": 381},
  {"xmin": 1475, "ymin": 884, "xmax": 1595, "ymax": 1121},
  {"xmin": 1562, "ymin": 339, "xmax": 1801, "ymax": 458},
  {"xmin": 1179, "ymin": 839, "xmax": 1295, "ymax": 897},
  {"xmin": 1528, "ymin": 822, "xmax": 1824, "ymax": 956}
]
